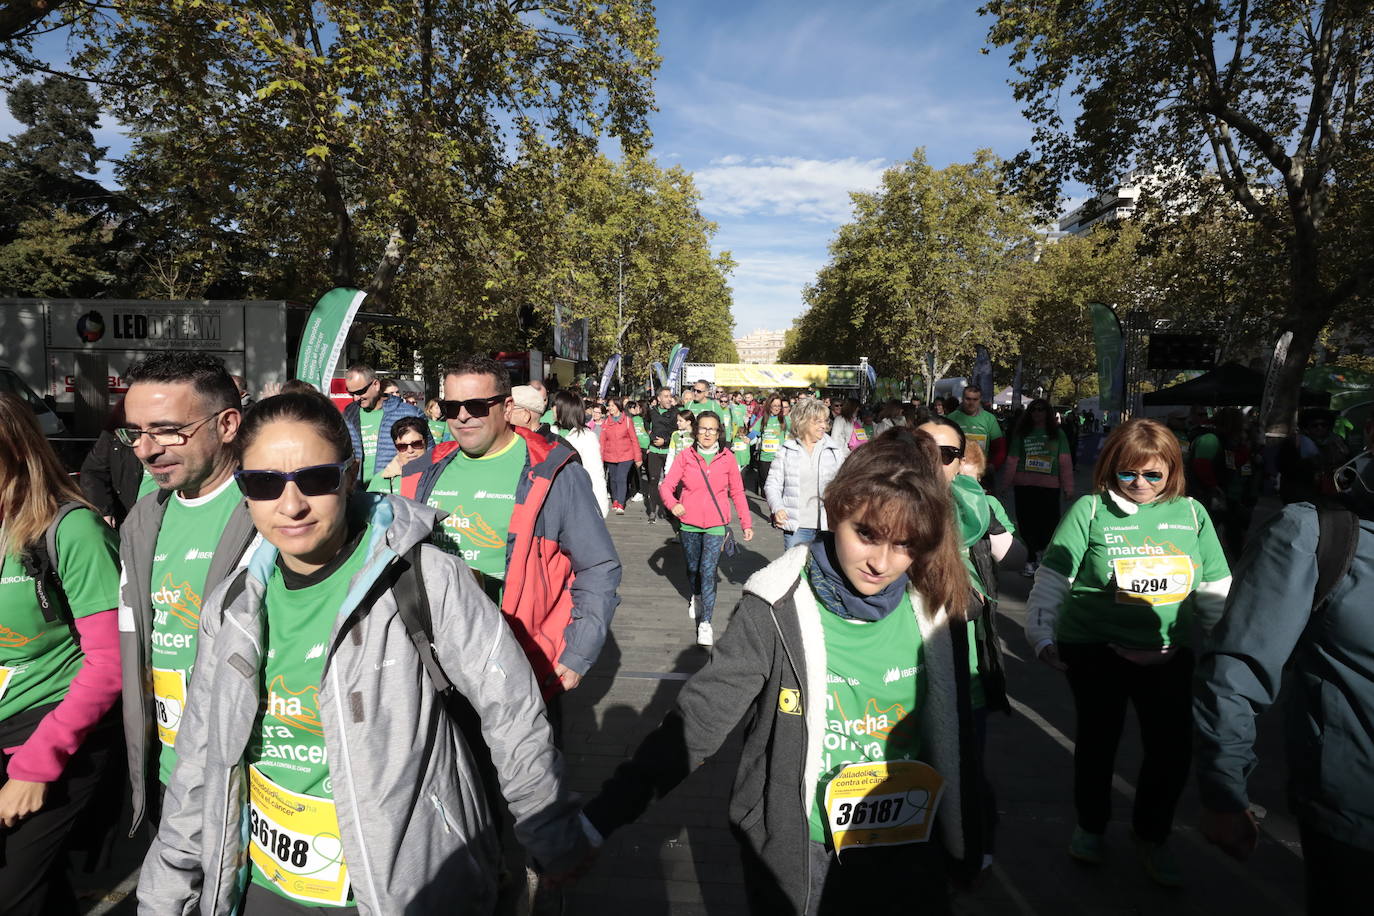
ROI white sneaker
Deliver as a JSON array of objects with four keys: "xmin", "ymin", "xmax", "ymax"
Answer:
[
  {"xmin": 1022, "ymin": 562, "xmax": 1035, "ymax": 578},
  {"xmin": 630, "ymin": 492, "xmax": 644, "ymax": 502},
  {"xmin": 696, "ymin": 621, "xmax": 714, "ymax": 647},
  {"xmin": 688, "ymin": 595, "xmax": 698, "ymax": 619}
]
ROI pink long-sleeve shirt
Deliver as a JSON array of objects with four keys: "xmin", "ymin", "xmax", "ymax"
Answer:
[{"xmin": 660, "ymin": 447, "xmax": 752, "ymax": 531}]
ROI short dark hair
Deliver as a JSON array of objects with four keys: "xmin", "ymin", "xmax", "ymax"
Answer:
[
  {"xmin": 124, "ymin": 351, "xmax": 239, "ymax": 413},
  {"xmin": 237, "ymin": 392, "xmax": 353, "ymax": 464},
  {"xmin": 553, "ymin": 389, "xmax": 585, "ymax": 431},
  {"xmin": 443, "ymin": 355, "xmax": 511, "ymax": 396},
  {"xmin": 390, "ymin": 416, "xmax": 428, "ymax": 445},
  {"xmin": 963, "ymin": 385, "xmax": 982, "ymax": 397}
]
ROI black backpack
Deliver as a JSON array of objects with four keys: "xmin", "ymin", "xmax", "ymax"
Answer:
[
  {"xmin": 19, "ymin": 501, "xmax": 87, "ymax": 632},
  {"xmin": 1313, "ymin": 498, "xmax": 1361, "ymax": 612}
]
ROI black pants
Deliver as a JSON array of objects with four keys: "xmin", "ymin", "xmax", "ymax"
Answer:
[
  {"xmin": 0, "ymin": 709, "xmax": 118, "ymax": 916},
  {"xmin": 1300, "ymin": 820, "xmax": 1374, "ymax": 914},
  {"xmin": 755, "ymin": 457, "xmax": 772, "ymax": 497},
  {"xmin": 643, "ymin": 451, "xmax": 667, "ymax": 519},
  {"xmin": 1014, "ymin": 485, "xmax": 1062, "ymax": 561},
  {"xmin": 1059, "ymin": 643, "xmax": 1194, "ymax": 843}
]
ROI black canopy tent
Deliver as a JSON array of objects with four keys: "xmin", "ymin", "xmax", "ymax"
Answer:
[{"xmin": 1142, "ymin": 362, "xmax": 1330, "ymax": 407}]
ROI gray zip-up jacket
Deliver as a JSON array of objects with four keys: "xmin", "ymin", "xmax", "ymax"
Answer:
[
  {"xmin": 137, "ymin": 494, "xmax": 590, "ymax": 915},
  {"xmin": 118, "ymin": 484, "xmax": 259, "ymax": 834},
  {"xmin": 764, "ymin": 438, "xmax": 845, "ymax": 533}
]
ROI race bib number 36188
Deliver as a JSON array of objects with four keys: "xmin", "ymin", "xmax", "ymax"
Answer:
[{"xmin": 248, "ymin": 765, "xmax": 351, "ymax": 906}]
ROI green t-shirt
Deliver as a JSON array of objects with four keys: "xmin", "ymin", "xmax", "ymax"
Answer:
[
  {"xmin": 151, "ymin": 477, "xmax": 243, "ymax": 784},
  {"xmin": 1012, "ymin": 429, "xmax": 1070, "ymax": 478},
  {"xmin": 670, "ymin": 430, "xmax": 694, "ymax": 452},
  {"xmin": 0, "ymin": 509, "xmax": 119, "ymax": 722},
  {"xmin": 758, "ymin": 416, "xmax": 785, "ymax": 462},
  {"xmin": 687, "ymin": 399, "xmax": 723, "ymax": 417},
  {"xmin": 425, "ymin": 435, "xmax": 526, "ymax": 589},
  {"xmin": 356, "ymin": 405, "xmax": 384, "ymax": 484},
  {"xmin": 1190, "ymin": 431, "xmax": 1221, "ymax": 463},
  {"xmin": 633, "ymin": 415, "xmax": 651, "ymax": 449},
  {"xmin": 427, "ymin": 419, "xmax": 449, "ymax": 445},
  {"xmin": 1043, "ymin": 492, "xmax": 1230, "ymax": 649},
  {"xmin": 246, "ymin": 537, "xmax": 369, "ymax": 907},
  {"xmin": 951, "ymin": 409, "xmax": 1003, "ymax": 454},
  {"xmin": 727, "ymin": 404, "xmax": 748, "ymax": 437},
  {"xmin": 807, "ymin": 582, "xmax": 924, "ymax": 843},
  {"xmin": 137, "ymin": 468, "xmax": 159, "ymax": 501}
]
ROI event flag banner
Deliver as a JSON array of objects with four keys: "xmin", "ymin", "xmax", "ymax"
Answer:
[
  {"xmin": 666, "ymin": 344, "xmax": 690, "ymax": 393},
  {"xmin": 973, "ymin": 345, "xmax": 994, "ymax": 401},
  {"xmin": 650, "ymin": 361, "xmax": 669, "ymax": 390},
  {"xmin": 597, "ymin": 354, "xmax": 621, "ymax": 399},
  {"xmin": 295, "ymin": 288, "xmax": 367, "ymax": 393},
  {"xmin": 714, "ymin": 364, "xmax": 830, "ymax": 388},
  {"xmin": 1090, "ymin": 302, "xmax": 1126, "ymax": 418}
]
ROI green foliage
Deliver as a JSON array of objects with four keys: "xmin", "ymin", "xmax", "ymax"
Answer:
[
  {"xmin": 782, "ymin": 149, "xmax": 1036, "ymax": 394},
  {"xmin": 981, "ymin": 0, "xmax": 1374, "ymax": 432},
  {"xmin": 0, "ymin": 210, "xmax": 115, "ymax": 296}
]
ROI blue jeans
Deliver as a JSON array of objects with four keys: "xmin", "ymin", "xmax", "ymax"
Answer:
[
  {"xmin": 678, "ymin": 530, "xmax": 725, "ymax": 622},
  {"xmin": 783, "ymin": 527, "xmax": 819, "ymax": 550},
  {"xmin": 607, "ymin": 460, "xmax": 633, "ymax": 506}
]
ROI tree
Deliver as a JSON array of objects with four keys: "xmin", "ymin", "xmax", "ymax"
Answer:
[
  {"xmin": 981, "ymin": 0, "xmax": 1374, "ymax": 435},
  {"xmin": 19, "ymin": 0, "xmax": 659, "ymax": 309},
  {"xmin": 782, "ymin": 149, "xmax": 1036, "ymax": 398}
]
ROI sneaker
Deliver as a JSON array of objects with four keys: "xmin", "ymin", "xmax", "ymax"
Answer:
[
  {"xmin": 1136, "ymin": 837, "xmax": 1183, "ymax": 887},
  {"xmin": 612, "ymin": 502, "xmax": 624, "ymax": 515},
  {"xmin": 1068, "ymin": 827, "xmax": 1104, "ymax": 865},
  {"xmin": 1021, "ymin": 562, "xmax": 1035, "ymax": 578},
  {"xmin": 696, "ymin": 621, "xmax": 714, "ymax": 647},
  {"xmin": 647, "ymin": 514, "xmax": 657, "ymax": 525},
  {"xmin": 630, "ymin": 492, "xmax": 644, "ymax": 502}
]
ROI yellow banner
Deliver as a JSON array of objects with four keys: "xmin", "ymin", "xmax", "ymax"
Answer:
[{"xmin": 713, "ymin": 364, "xmax": 829, "ymax": 388}]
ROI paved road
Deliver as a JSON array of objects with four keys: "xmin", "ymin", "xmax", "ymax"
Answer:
[{"xmin": 75, "ymin": 486, "xmax": 1307, "ymax": 915}]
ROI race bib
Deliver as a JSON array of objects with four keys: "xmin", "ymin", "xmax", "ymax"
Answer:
[
  {"xmin": 1024, "ymin": 456, "xmax": 1053, "ymax": 474},
  {"xmin": 1225, "ymin": 453, "xmax": 1237, "ymax": 471},
  {"xmin": 966, "ymin": 432, "xmax": 988, "ymax": 448},
  {"xmin": 823, "ymin": 761, "xmax": 944, "ymax": 853},
  {"xmin": 152, "ymin": 667, "xmax": 187, "ymax": 748},
  {"xmin": 0, "ymin": 665, "xmax": 15, "ymax": 705},
  {"xmin": 761, "ymin": 431, "xmax": 781, "ymax": 454},
  {"xmin": 1112, "ymin": 555, "xmax": 1194, "ymax": 606},
  {"xmin": 853, "ymin": 428, "xmax": 869, "ymax": 443},
  {"xmin": 248, "ymin": 765, "xmax": 351, "ymax": 906},
  {"xmin": 1240, "ymin": 463, "xmax": 1253, "ymax": 477}
]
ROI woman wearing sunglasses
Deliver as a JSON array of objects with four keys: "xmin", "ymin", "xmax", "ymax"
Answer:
[
  {"xmin": 374, "ymin": 416, "xmax": 432, "ymax": 493},
  {"xmin": 139, "ymin": 393, "xmax": 590, "ymax": 915},
  {"xmin": 1024, "ymin": 418, "xmax": 1231, "ymax": 886}
]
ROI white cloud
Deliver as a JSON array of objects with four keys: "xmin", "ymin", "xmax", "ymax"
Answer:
[{"xmin": 696, "ymin": 155, "xmax": 887, "ymax": 222}]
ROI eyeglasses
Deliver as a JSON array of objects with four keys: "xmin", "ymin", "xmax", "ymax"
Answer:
[
  {"xmin": 937, "ymin": 445, "xmax": 964, "ymax": 465},
  {"xmin": 116, "ymin": 410, "xmax": 226, "ymax": 447},
  {"xmin": 347, "ymin": 379, "xmax": 375, "ymax": 398},
  {"xmin": 437, "ymin": 395, "xmax": 506, "ymax": 419},
  {"xmin": 697, "ymin": 426, "xmax": 720, "ymax": 435},
  {"xmin": 394, "ymin": 437, "xmax": 426, "ymax": 452},
  {"xmin": 234, "ymin": 461, "xmax": 353, "ymax": 501},
  {"xmin": 1116, "ymin": 470, "xmax": 1165, "ymax": 483}
]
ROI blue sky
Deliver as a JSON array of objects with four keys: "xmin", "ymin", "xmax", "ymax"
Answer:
[
  {"xmin": 650, "ymin": 0, "xmax": 1043, "ymax": 337},
  {"xmin": 1, "ymin": 2, "xmax": 1053, "ymax": 339}
]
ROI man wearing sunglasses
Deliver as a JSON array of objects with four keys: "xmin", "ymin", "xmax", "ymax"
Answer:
[
  {"xmin": 400, "ymin": 355, "xmax": 621, "ymax": 702},
  {"xmin": 113, "ymin": 352, "xmax": 260, "ymax": 835},
  {"xmin": 341, "ymin": 362, "xmax": 426, "ymax": 494},
  {"xmin": 686, "ymin": 378, "xmax": 723, "ymax": 417}
]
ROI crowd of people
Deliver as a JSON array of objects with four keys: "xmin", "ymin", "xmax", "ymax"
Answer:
[{"xmin": 0, "ymin": 359, "xmax": 1369, "ymax": 915}]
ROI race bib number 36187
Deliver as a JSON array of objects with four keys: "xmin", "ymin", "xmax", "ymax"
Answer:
[{"xmin": 823, "ymin": 760, "xmax": 944, "ymax": 853}]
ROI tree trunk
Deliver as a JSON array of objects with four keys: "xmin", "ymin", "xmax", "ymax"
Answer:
[
  {"xmin": 365, "ymin": 214, "xmax": 419, "ymax": 309},
  {"xmin": 312, "ymin": 157, "xmax": 356, "ymax": 288}
]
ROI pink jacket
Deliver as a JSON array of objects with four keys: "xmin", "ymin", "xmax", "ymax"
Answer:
[
  {"xmin": 660, "ymin": 447, "xmax": 752, "ymax": 530},
  {"xmin": 599, "ymin": 414, "xmax": 643, "ymax": 464}
]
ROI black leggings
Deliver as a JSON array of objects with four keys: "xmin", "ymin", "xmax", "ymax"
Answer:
[
  {"xmin": 1059, "ymin": 643, "xmax": 1194, "ymax": 843},
  {"xmin": 1014, "ymin": 485, "xmax": 1063, "ymax": 560},
  {"xmin": 0, "ymin": 711, "xmax": 118, "ymax": 916}
]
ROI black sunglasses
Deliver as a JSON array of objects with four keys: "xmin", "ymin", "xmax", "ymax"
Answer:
[
  {"xmin": 937, "ymin": 445, "xmax": 964, "ymax": 465},
  {"xmin": 394, "ymin": 437, "xmax": 426, "ymax": 451},
  {"xmin": 234, "ymin": 461, "xmax": 353, "ymax": 501},
  {"xmin": 347, "ymin": 379, "xmax": 375, "ymax": 397},
  {"xmin": 437, "ymin": 395, "xmax": 505, "ymax": 419}
]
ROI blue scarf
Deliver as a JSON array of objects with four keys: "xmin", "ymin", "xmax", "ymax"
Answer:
[{"xmin": 806, "ymin": 534, "xmax": 909, "ymax": 622}]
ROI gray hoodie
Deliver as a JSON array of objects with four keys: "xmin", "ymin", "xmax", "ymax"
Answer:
[{"xmin": 138, "ymin": 494, "xmax": 590, "ymax": 915}]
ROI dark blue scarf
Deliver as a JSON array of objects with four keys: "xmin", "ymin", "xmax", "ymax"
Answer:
[{"xmin": 806, "ymin": 534, "xmax": 909, "ymax": 622}]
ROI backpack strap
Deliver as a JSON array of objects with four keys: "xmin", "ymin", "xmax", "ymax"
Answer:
[
  {"xmin": 1314, "ymin": 500, "xmax": 1360, "ymax": 613},
  {"xmin": 21, "ymin": 501, "xmax": 86, "ymax": 626},
  {"xmin": 393, "ymin": 543, "xmax": 456, "ymax": 696}
]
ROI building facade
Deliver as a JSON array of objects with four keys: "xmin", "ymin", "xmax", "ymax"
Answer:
[{"xmin": 733, "ymin": 328, "xmax": 787, "ymax": 364}]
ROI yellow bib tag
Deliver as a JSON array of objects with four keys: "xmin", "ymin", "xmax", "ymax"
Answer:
[
  {"xmin": 0, "ymin": 665, "xmax": 15, "ymax": 705},
  {"xmin": 823, "ymin": 760, "xmax": 944, "ymax": 853},
  {"xmin": 1024, "ymin": 456, "xmax": 1053, "ymax": 474},
  {"xmin": 151, "ymin": 667, "xmax": 187, "ymax": 748},
  {"xmin": 762, "ymin": 436, "xmax": 780, "ymax": 454},
  {"xmin": 1112, "ymin": 555, "xmax": 1194, "ymax": 606},
  {"xmin": 248, "ymin": 765, "xmax": 351, "ymax": 906}
]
